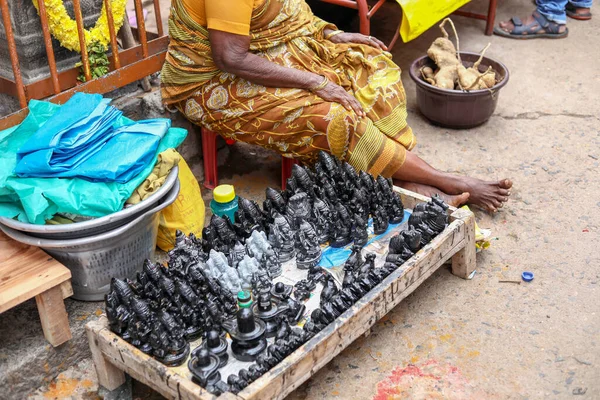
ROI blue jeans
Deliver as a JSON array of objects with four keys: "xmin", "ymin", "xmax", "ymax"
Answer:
[{"xmin": 536, "ymin": 0, "xmax": 593, "ymax": 24}]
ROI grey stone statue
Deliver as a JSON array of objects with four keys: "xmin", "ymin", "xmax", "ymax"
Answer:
[{"xmin": 238, "ymin": 255, "xmax": 261, "ymax": 290}]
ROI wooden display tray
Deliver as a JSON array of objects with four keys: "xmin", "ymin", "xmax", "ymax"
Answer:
[{"xmin": 86, "ymin": 188, "xmax": 476, "ymax": 400}]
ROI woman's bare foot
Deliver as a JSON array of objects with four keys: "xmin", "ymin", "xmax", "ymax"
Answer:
[
  {"xmin": 395, "ymin": 181, "xmax": 470, "ymax": 207},
  {"xmin": 447, "ymin": 177, "xmax": 513, "ymax": 213}
]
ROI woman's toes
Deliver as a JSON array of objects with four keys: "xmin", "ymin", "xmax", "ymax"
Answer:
[
  {"xmin": 498, "ymin": 188, "xmax": 510, "ymax": 196},
  {"xmin": 499, "ymin": 179, "xmax": 513, "ymax": 189},
  {"xmin": 456, "ymin": 192, "xmax": 470, "ymax": 205}
]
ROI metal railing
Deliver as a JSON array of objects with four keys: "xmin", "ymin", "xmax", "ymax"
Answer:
[{"xmin": 0, "ymin": 0, "xmax": 169, "ymax": 130}]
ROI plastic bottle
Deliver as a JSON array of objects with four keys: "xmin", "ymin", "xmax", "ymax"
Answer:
[{"xmin": 210, "ymin": 184, "xmax": 238, "ymax": 222}]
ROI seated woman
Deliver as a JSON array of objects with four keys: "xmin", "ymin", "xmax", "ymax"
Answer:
[{"xmin": 161, "ymin": 0, "xmax": 512, "ymax": 212}]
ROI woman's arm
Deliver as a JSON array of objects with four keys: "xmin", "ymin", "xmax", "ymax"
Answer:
[{"xmin": 210, "ymin": 29, "xmax": 365, "ymax": 117}]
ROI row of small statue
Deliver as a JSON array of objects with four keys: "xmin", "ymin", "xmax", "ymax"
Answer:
[
  {"xmin": 105, "ymin": 257, "xmax": 239, "ymax": 366},
  {"xmin": 186, "ymin": 183, "xmax": 451, "ymax": 394},
  {"xmin": 188, "ymin": 300, "xmax": 316, "ymax": 395},
  {"xmin": 304, "ymin": 195, "xmax": 450, "ymax": 339},
  {"xmin": 196, "ymin": 151, "xmax": 407, "ymax": 273}
]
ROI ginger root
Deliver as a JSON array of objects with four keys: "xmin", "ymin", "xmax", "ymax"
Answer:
[
  {"xmin": 426, "ymin": 19, "xmax": 460, "ymax": 90},
  {"xmin": 420, "ymin": 66, "xmax": 435, "ymax": 85},
  {"xmin": 456, "ymin": 43, "xmax": 496, "ymax": 90},
  {"xmin": 424, "ymin": 18, "xmax": 497, "ymax": 91}
]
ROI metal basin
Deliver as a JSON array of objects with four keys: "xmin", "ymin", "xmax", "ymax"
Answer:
[
  {"xmin": 0, "ymin": 179, "xmax": 180, "ymax": 301},
  {"xmin": 0, "ymin": 166, "xmax": 179, "ymax": 240}
]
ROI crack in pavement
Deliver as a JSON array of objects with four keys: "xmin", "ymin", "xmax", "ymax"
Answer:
[{"xmin": 495, "ymin": 112, "xmax": 598, "ymax": 121}]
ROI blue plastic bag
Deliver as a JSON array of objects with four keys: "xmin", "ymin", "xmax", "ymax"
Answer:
[
  {"xmin": 14, "ymin": 93, "xmax": 170, "ymax": 183},
  {"xmin": 0, "ymin": 98, "xmax": 187, "ymax": 224}
]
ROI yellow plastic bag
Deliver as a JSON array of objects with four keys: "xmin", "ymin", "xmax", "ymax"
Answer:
[
  {"xmin": 396, "ymin": 0, "xmax": 470, "ymax": 42},
  {"xmin": 156, "ymin": 156, "xmax": 205, "ymax": 251}
]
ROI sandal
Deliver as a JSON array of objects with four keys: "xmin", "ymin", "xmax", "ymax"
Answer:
[
  {"xmin": 493, "ymin": 11, "xmax": 569, "ymax": 39},
  {"xmin": 566, "ymin": 3, "xmax": 592, "ymax": 20}
]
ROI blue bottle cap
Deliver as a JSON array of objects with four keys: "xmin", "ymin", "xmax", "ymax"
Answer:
[{"xmin": 521, "ymin": 271, "xmax": 534, "ymax": 282}]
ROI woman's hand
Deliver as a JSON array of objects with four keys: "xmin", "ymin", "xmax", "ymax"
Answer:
[
  {"xmin": 328, "ymin": 32, "xmax": 387, "ymax": 51},
  {"xmin": 314, "ymin": 81, "xmax": 365, "ymax": 117}
]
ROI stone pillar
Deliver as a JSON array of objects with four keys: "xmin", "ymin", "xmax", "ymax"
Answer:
[{"xmin": 0, "ymin": 0, "xmax": 103, "ymax": 84}]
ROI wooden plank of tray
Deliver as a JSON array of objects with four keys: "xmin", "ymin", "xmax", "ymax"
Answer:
[{"xmin": 86, "ymin": 188, "xmax": 476, "ymax": 399}]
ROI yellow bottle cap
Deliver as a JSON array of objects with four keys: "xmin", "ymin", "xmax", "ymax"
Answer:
[{"xmin": 213, "ymin": 184, "xmax": 235, "ymax": 203}]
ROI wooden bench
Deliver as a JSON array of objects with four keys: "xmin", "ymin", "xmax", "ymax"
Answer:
[{"xmin": 0, "ymin": 230, "xmax": 73, "ymax": 347}]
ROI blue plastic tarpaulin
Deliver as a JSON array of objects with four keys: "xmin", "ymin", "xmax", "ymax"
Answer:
[
  {"xmin": 0, "ymin": 97, "xmax": 187, "ymax": 224},
  {"xmin": 14, "ymin": 93, "xmax": 170, "ymax": 183},
  {"xmin": 318, "ymin": 210, "xmax": 412, "ymax": 268}
]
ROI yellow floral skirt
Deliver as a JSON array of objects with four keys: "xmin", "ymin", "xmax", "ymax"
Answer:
[{"xmin": 176, "ymin": 37, "xmax": 416, "ymax": 178}]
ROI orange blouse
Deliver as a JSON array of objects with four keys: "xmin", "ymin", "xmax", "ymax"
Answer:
[{"xmin": 180, "ymin": 0, "xmax": 265, "ymax": 36}]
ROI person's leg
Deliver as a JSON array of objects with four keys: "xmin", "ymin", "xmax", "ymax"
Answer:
[
  {"xmin": 392, "ymin": 151, "xmax": 512, "ymax": 213},
  {"xmin": 569, "ymin": 0, "xmax": 592, "ymax": 8},
  {"xmin": 567, "ymin": 0, "xmax": 593, "ymax": 19},
  {"xmin": 496, "ymin": 0, "xmax": 568, "ymax": 37},
  {"xmin": 536, "ymin": 0, "xmax": 569, "ymax": 24}
]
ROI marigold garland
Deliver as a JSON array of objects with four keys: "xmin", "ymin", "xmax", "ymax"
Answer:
[{"xmin": 32, "ymin": 0, "xmax": 127, "ymax": 53}]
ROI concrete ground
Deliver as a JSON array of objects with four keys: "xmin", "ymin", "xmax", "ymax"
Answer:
[{"xmin": 2, "ymin": 0, "xmax": 598, "ymax": 398}]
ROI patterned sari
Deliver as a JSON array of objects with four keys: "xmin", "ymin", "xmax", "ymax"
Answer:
[{"xmin": 161, "ymin": 0, "xmax": 416, "ymax": 177}]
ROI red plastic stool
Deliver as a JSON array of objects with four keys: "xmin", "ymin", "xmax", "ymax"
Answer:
[{"xmin": 201, "ymin": 127, "xmax": 297, "ymax": 190}]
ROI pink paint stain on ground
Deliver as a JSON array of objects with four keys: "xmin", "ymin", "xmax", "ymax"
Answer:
[{"xmin": 373, "ymin": 360, "xmax": 485, "ymax": 400}]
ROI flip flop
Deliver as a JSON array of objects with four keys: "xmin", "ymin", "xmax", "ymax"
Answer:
[
  {"xmin": 566, "ymin": 3, "xmax": 592, "ymax": 20},
  {"xmin": 493, "ymin": 11, "xmax": 569, "ymax": 39}
]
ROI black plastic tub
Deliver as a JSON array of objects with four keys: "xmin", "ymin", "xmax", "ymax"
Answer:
[{"xmin": 409, "ymin": 52, "xmax": 509, "ymax": 129}]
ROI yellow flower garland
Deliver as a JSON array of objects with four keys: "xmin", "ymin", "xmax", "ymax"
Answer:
[{"xmin": 32, "ymin": 0, "xmax": 127, "ymax": 53}]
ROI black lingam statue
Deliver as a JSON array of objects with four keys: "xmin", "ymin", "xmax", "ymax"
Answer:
[
  {"xmin": 268, "ymin": 212, "xmax": 296, "ymax": 262},
  {"xmin": 223, "ymin": 307, "xmax": 267, "ymax": 362},
  {"xmin": 252, "ymin": 292, "xmax": 287, "ymax": 337},
  {"xmin": 192, "ymin": 329, "xmax": 229, "ymax": 368},
  {"xmin": 188, "ymin": 348, "xmax": 222, "ymax": 389},
  {"xmin": 294, "ymin": 220, "xmax": 322, "ymax": 269},
  {"xmin": 270, "ymin": 281, "xmax": 293, "ymax": 301}
]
